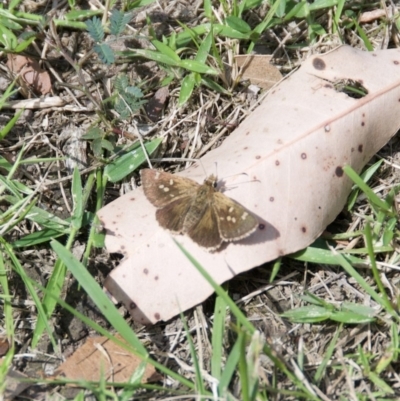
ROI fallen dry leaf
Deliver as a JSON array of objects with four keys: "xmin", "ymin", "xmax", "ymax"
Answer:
[
  {"xmin": 235, "ymin": 54, "xmax": 283, "ymax": 89},
  {"xmin": 55, "ymin": 335, "xmax": 158, "ymax": 383},
  {"xmin": 98, "ymin": 45, "xmax": 400, "ymax": 324},
  {"xmin": 6, "ymin": 54, "xmax": 51, "ymax": 96},
  {"xmin": 0, "ymin": 337, "xmax": 9, "ymax": 357},
  {"xmin": 145, "ymin": 86, "xmax": 170, "ymax": 122},
  {"xmin": 359, "ymin": 9, "xmax": 387, "ymax": 23}
]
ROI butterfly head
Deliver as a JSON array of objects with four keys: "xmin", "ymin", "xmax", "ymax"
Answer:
[{"xmin": 204, "ymin": 174, "xmax": 218, "ymax": 188}]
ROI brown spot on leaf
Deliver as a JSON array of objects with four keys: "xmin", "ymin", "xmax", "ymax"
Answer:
[
  {"xmin": 245, "ymin": 131, "xmax": 250, "ymax": 135},
  {"xmin": 358, "ymin": 144, "xmax": 363, "ymax": 152},
  {"xmin": 275, "ymin": 160, "xmax": 280, "ymax": 166},
  {"xmin": 301, "ymin": 226, "xmax": 307, "ymax": 233},
  {"xmin": 269, "ymin": 197, "xmax": 274, "ymax": 202},
  {"xmin": 255, "ymin": 155, "xmax": 261, "ymax": 159},
  {"xmin": 361, "ymin": 121, "xmax": 365, "ymax": 127},
  {"xmin": 130, "ymin": 302, "xmax": 137, "ymax": 310},
  {"xmin": 258, "ymin": 223, "xmax": 265, "ymax": 230},
  {"xmin": 335, "ymin": 166, "xmax": 344, "ymax": 177},
  {"xmin": 143, "ymin": 268, "xmax": 149, "ymax": 275},
  {"xmin": 301, "ymin": 153, "xmax": 307, "ymax": 160},
  {"xmin": 155, "ymin": 276, "xmax": 159, "ymax": 281},
  {"xmin": 130, "ymin": 197, "xmax": 135, "ymax": 201},
  {"xmin": 154, "ymin": 313, "xmax": 161, "ymax": 320},
  {"xmin": 394, "ymin": 60, "xmax": 399, "ymax": 65},
  {"xmin": 312, "ymin": 57, "xmax": 326, "ymax": 70},
  {"xmin": 243, "ymin": 146, "xmax": 248, "ymax": 150}
]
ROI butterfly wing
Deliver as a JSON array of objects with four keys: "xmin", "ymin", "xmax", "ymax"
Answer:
[
  {"xmin": 141, "ymin": 169, "xmax": 199, "ymax": 208},
  {"xmin": 212, "ymin": 192, "xmax": 258, "ymax": 241},
  {"xmin": 186, "ymin": 205, "xmax": 223, "ymax": 250},
  {"xmin": 155, "ymin": 198, "xmax": 193, "ymax": 233}
]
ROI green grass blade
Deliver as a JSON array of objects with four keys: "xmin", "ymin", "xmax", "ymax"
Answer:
[
  {"xmin": 180, "ymin": 313, "xmax": 207, "ymax": 396},
  {"xmin": 50, "ymin": 239, "xmax": 148, "ymax": 355},
  {"xmin": 174, "ymin": 240, "xmax": 320, "ymax": 399},
  {"xmin": 1, "ymin": 238, "xmax": 57, "ymax": 351},
  {"xmin": 104, "ymin": 137, "xmax": 162, "ymax": 182},
  {"xmin": 344, "ymin": 165, "xmax": 392, "ymax": 213},
  {"xmin": 211, "ymin": 291, "xmax": 228, "ymax": 381}
]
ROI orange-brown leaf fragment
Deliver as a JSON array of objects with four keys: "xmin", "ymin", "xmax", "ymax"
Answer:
[
  {"xmin": 6, "ymin": 54, "xmax": 51, "ymax": 96},
  {"xmin": 235, "ymin": 54, "xmax": 282, "ymax": 90},
  {"xmin": 55, "ymin": 336, "xmax": 159, "ymax": 383}
]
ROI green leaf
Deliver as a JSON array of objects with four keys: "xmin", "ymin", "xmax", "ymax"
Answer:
[
  {"xmin": 353, "ymin": 18, "xmax": 373, "ymax": 51},
  {"xmin": 104, "ymin": 137, "xmax": 162, "ymax": 182},
  {"xmin": 0, "ymin": 81, "xmax": 18, "ymax": 111},
  {"xmin": 85, "ymin": 16, "xmax": 104, "ymax": 42},
  {"xmin": 151, "ymin": 39, "xmax": 181, "ymax": 62},
  {"xmin": 178, "ymin": 73, "xmax": 196, "ymax": 106},
  {"xmin": 14, "ymin": 35, "xmax": 36, "ymax": 52},
  {"xmin": 285, "ymin": 1, "xmax": 307, "ymax": 20},
  {"xmin": 82, "ymin": 127, "xmax": 103, "ymax": 140},
  {"xmin": 347, "ymin": 159, "xmax": 383, "ymax": 210},
  {"xmin": 281, "ymin": 305, "xmax": 332, "ymax": 323},
  {"xmin": 290, "ymin": 243, "xmax": 366, "ymax": 265},
  {"xmin": 216, "ymin": 24, "xmax": 251, "ymax": 40},
  {"xmin": 0, "ymin": 156, "xmax": 12, "ymax": 172},
  {"xmin": 0, "ymin": 15, "xmax": 22, "ymax": 30},
  {"xmin": 92, "ymin": 137, "xmax": 103, "ymax": 157},
  {"xmin": 122, "ymin": 48, "xmax": 181, "ymax": 67},
  {"xmin": 0, "ymin": 109, "xmax": 23, "ymax": 141},
  {"xmin": 368, "ymin": 371, "xmax": 395, "ymax": 394},
  {"xmin": 0, "ymin": 25, "xmax": 17, "ymax": 50},
  {"xmin": 308, "ymin": 0, "xmax": 338, "ymax": 11},
  {"xmin": 100, "ymin": 138, "xmax": 114, "ymax": 152},
  {"xmin": 309, "ymin": 23, "xmax": 326, "ymax": 35},
  {"xmin": 382, "ymin": 217, "xmax": 396, "ymax": 246},
  {"xmin": 201, "ymin": 76, "xmax": 230, "ymax": 95},
  {"xmin": 110, "ymin": 9, "xmax": 132, "ymax": 35},
  {"xmin": 179, "ymin": 59, "xmax": 218, "ymax": 74},
  {"xmin": 211, "ymin": 292, "xmax": 228, "ymax": 381},
  {"xmin": 65, "ymin": 9, "xmax": 102, "ymax": 21},
  {"xmin": 126, "ymin": 0, "xmax": 157, "ymax": 9},
  {"xmin": 12, "ymin": 212, "xmax": 92, "ymax": 248},
  {"xmin": 2, "ymin": 195, "xmax": 70, "ymax": 232},
  {"xmin": 13, "ymin": 228, "xmax": 64, "ymax": 248},
  {"xmin": 225, "ymin": 16, "xmax": 251, "ymax": 33},
  {"xmin": 94, "ymin": 43, "xmax": 115, "ymax": 64},
  {"xmin": 9, "ymin": 0, "xmax": 23, "ymax": 11},
  {"xmin": 195, "ymin": 30, "xmax": 212, "ymax": 64},
  {"xmin": 344, "ymin": 165, "xmax": 392, "ymax": 213},
  {"xmin": 114, "ymin": 74, "xmax": 129, "ymax": 92}
]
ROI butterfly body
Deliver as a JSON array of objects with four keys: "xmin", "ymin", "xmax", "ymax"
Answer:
[{"xmin": 141, "ymin": 169, "xmax": 258, "ymax": 251}]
